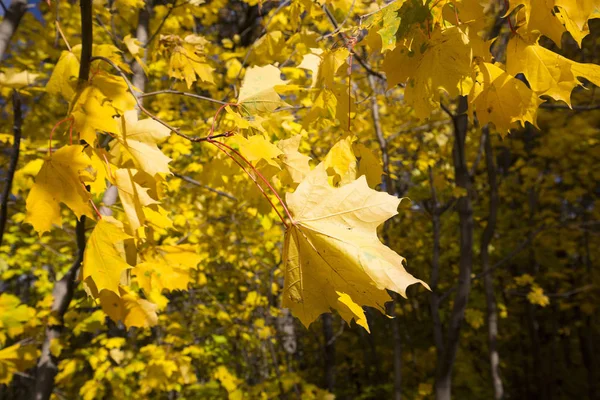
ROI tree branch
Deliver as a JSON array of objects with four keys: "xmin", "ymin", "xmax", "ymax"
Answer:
[
  {"xmin": 0, "ymin": 0, "xmax": 27, "ymax": 60},
  {"xmin": 140, "ymin": 90, "xmax": 228, "ymax": 105},
  {"xmin": 90, "ymin": 56, "xmax": 232, "ymax": 143},
  {"xmin": 174, "ymin": 173, "xmax": 237, "ymax": 201},
  {"xmin": 322, "ymin": 4, "xmax": 385, "ymax": 80},
  {"xmin": 0, "ymin": 91, "xmax": 22, "ymax": 248}
]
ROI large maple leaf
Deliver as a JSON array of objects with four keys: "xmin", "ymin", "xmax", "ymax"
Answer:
[{"xmin": 282, "ymin": 164, "xmax": 428, "ymax": 330}]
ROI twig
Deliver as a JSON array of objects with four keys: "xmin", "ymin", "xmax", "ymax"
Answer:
[
  {"xmin": 90, "ymin": 56, "xmax": 231, "ymax": 142},
  {"xmin": 322, "ymin": 4, "xmax": 385, "ymax": 80},
  {"xmin": 0, "ymin": 91, "xmax": 22, "ymax": 247},
  {"xmin": 139, "ymin": 90, "xmax": 228, "ymax": 105},
  {"xmin": 174, "ymin": 173, "xmax": 237, "ymax": 201},
  {"xmin": 540, "ymin": 103, "xmax": 600, "ymax": 111},
  {"xmin": 145, "ymin": 1, "xmax": 185, "ymax": 47}
]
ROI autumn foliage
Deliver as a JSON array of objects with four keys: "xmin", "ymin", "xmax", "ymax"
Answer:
[{"xmin": 0, "ymin": 0, "xmax": 599, "ymax": 399}]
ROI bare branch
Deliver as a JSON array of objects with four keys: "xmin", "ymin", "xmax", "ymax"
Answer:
[
  {"xmin": 90, "ymin": 56, "xmax": 232, "ymax": 142},
  {"xmin": 174, "ymin": 173, "xmax": 237, "ymax": 201},
  {"xmin": 322, "ymin": 4, "xmax": 386, "ymax": 80},
  {"xmin": 140, "ymin": 90, "xmax": 228, "ymax": 105}
]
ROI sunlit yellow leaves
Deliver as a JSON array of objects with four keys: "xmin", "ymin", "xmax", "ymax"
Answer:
[
  {"xmin": 123, "ymin": 35, "xmax": 148, "ymax": 75},
  {"xmin": 0, "ymin": 343, "xmax": 38, "ymax": 385},
  {"xmin": 25, "ymin": 145, "xmax": 93, "ymax": 235},
  {"xmin": 470, "ymin": 61, "xmax": 543, "ymax": 135},
  {"xmin": 277, "ymin": 135, "xmax": 311, "ymax": 185},
  {"xmin": 409, "ymin": 27, "xmax": 473, "ymax": 117},
  {"xmin": 354, "ymin": 143, "xmax": 383, "ymax": 188},
  {"xmin": 159, "ymin": 34, "xmax": 214, "ymax": 88},
  {"xmin": 82, "ymin": 218, "xmax": 132, "ymax": 295},
  {"xmin": 214, "ymin": 366, "xmax": 243, "ymax": 400},
  {"xmin": 0, "ymin": 294, "xmax": 35, "ymax": 344},
  {"xmin": 506, "ymin": 33, "xmax": 600, "ymax": 105},
  {"xmin": 229, "ymin": 134, "xmax": 282, "ymax": 167},
  {"xmin": 115, "ymin": 168, "xmax": 158, "ymax": 231},
  {"xmin": 282, "ymin": 163, "xmax": 428, "ymax": 329},
  {"xmin": 110, "ymin": 110, "xmax": 172, "ymax": 177},
  {"xmin": 527, "ymin": 286, "xmax": 550, "ymax": 307},
  {"xmin": 323, "ymin": 135, "xmax": 357, "ymax": 186},
  {"xmin": 135, "ymin": 245, "xmax": 202, "ymax": 293},
  {"xmin": 99, "ymin": 287, "xmax": 158, "ymax": 328},
  {"xmin": 0, "ymin": 69, "xmax": 39, "ymax": 89},
  {"xmin": 238, "ymin": 65, "xmax": 288, "ymax": 113},
  {"xmin": 363, "ymin": 0, "xmax": 405, "ymax": 52},
  {"xmin": 46, "ymin": 50, "xmax": 80, "ymax": 99}
]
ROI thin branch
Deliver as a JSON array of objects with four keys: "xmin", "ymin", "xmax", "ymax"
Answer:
[
  {"xmin": 77, "ymin": 0, "xmax": 93, "ymax": 86},
  {"xmin": 322, "ymin": 4, "xmax": 385, "ymax": 80},
  {"xmin": 540, "ymin": 103, "xmax": 600, "ymax": 111},
  {"xmin": 174, "ymin": 173, "xmax": 237, "ymax": 201},
  {"xmin": 0, "ymin": 91, "xmax": 22, "ymax": 247},
  {"xmin": 140, "ymin": 90, "xmax": 228, "ymax": 105},
  {"xmin": 145, "ymin": 1, "xmax": 185, "ymax": 47},
  {"xmin": 94, "ymin": 15, "xmax": 121, "ymax": 48},
  {"xmin": 90, "ymin": 56, "xmax": 231, "ymax": 142}
]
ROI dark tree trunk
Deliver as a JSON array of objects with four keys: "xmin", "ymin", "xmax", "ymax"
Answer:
[{"xmin": 435, "ymin": 97, "xmax": 473, "ymax": 400}]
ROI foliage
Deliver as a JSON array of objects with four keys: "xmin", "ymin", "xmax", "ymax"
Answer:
[{"xmin": 0, "ymin": 0, "xmax": 598, "ymax": 399}]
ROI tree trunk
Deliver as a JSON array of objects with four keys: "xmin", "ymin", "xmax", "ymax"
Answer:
[
  {"xmin": 322, "ymin": 313, "xmax": 336, "ymax": 393},
  {"xmin": 0, "ymin": 91, "xmax": 22, "ymax": 248},
  {"xmin": 480, "ymin": 128, "xmax": 503, "ymax": 399},
  {"xmin": 428, "ymin": 167, "xmax": 444, "ymax": 360},
  {"xmin": 132, "ymin": 2, "xmax": 150, "ymax": 95},
  {"xmin": 435, "ymin": 97, "xmax": 473, "ymax": 400},
  {"xmin": 0, "ymin": 0, "xmax": 27, "ymax": 60}
]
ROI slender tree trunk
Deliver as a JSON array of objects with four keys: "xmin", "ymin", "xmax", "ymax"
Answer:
[
  {"xmin": 579, "ymin": 230, "xmax": 597, "ymax": 400},
  {"xmin": 322, "ymin": 313, "xmax": 336, "ymax": 393},
  {"xmin": 0, "ymin": 91, "xmax": 22, "ymax": 247},
  {"xmin": 33, "ymin": 2, "xmax": 93, "ymax": 399},
  {"xmin": 0, "ymin": 0, "xmax": 27, "ymax": 60},
  {"xmin": 132, "ymin": 2, "xmax": 150, "ymax": 95},
  {"xmin": 368, "ymin": 74, "xmax": 403, "ymax": 399},
  {"xmin": 435, "ymin": 97, "xmax": 473, "ymax": 400},
  {"xmin": 428, "ymin": 167, "xmax": 444, "ymax": 360},
  {"xmin": 480, "ymin": 128, "xmax": 503, "ymax": 399}
]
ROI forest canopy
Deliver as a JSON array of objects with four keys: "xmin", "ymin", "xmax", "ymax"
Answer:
[{"xmin": 0, "ymin": 0, "xmax": 598, "ymax": 399}]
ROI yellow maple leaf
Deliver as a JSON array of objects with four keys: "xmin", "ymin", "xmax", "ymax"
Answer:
[
  {"xmin": 0, "ymin": 343, "xmax": 38, "ymax": 385},
  {"xmin": 134, "ymin": 245, "xmax": 202, "ymax": 293},
  {"xmin": 0, "ymin": 69, "xmax": 39, "ymax": 89},
  {"xmin": 282, "ymin": 163, "xmax": 428, "ymax": 329},
  {"xmin": 123, "ymin": 34, "xmax": 148, "ymax": 75},
  {"xmin": 506, "ymin": 33, "xmax": 600, "ymax": 105},
  {"xmin": 323, "ymin": 135, "xmax": 357, "ymax": 186},
  {"xmin": 409, "ymin": 27, "xmax": 473, "ymax": 118},
  {"xmin": 115, "ymin": 168, "xmax": 159, "ymax": 231},
  {"xmin": 82, "ymin": 218, "xmax": 132, "ymax": 295},
  {"xmin": 25, "ymin": 145, "xmax": 93, "ymax": 235},
  {"xmin": 228, "ymin": 134, "xmax": 282, "ymax": 167},
  {"xmin": 159, "ymin": 34, "xmax": 214, "ymax": 88},
  {"xmin": 354, "ymin": 143, "xmax": 384, "ymax": 189},
  {"xmin": 237, "ymin": 65, "xmax": 289, "ymax": 113},
  {"xmin": 99, "ymin": 287, "xmax": 158, "ymax": 328},
  {"xmin": 277, "ymin": 135, "xmax": 312, "ymax": 185},
  {"xmin": 110, "ymin": 110, "xmax": 172, "ymax": 177},
  {"xmin": 46, "ymin": 50, "xmax": 80, "ymax": 100},
  {"xmin": 470, "ymin": 61, "xmax": 544, "ymax": 135}
]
